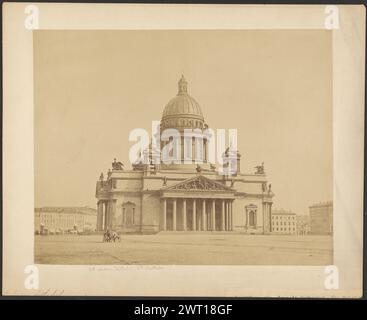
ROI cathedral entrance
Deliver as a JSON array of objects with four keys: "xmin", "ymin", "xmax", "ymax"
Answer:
[
  {"xmin": 161, "ymin": 197, "xmax": 233, "ymax": 232},
  {"xmin": 160, "ymin": 175, "xmax": 236, "ymax": 232}
]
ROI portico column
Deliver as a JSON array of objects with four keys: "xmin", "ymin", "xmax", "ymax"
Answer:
[
  {"xmin": 269, "ymin": 203, "xmax": 272, "ymax": 232},
  {"xmin": 221, "ymin": 200, "xmax": 225, "ymax": 231},
  {"xmin": 102, "ymin": 201, "xmax": 105, "ymax": 230},
  {"xmin": 202, "ymin": 200, "xmax": 207, "ymax": 231},
  {"xmin": 225, "ymin": 201, "xmax": 228, "ymax": 231},
  {"xmin": 197, "ymin": 201, "xmax": 201, "ymax": 231},
  {"xmin": 192, "ymin": 199, "xmax": 196, "ymax": 231},
  {"xmin": 162, "ymin": 199, "xmax": 167, "ymax": 231},
  {"xmin": 192, "ymin": 138, "xmax": 195, "ymax": 162},
  {"xmin": 230, "ymin": 201, "xmax": 233, "ymax": 231},
  {"xmin": 203, "ymin": 139, "xmax": 207, "ymax": 162},
  {"xmin": 97, "ymin": 201, "xmax": 104, "ymax": 231},
  {"xmin": 212, "ymin": 199, "xmax": 216, "ymax": 231},
  {"xmin": 262, "ymin": 203, "xmax": 266, "ymax": 233},
  {"xmin": 104, "ymin": 201, "xmax": 109, "ymax": 230},
  {"xmin": 108, "ymin": 200, "xmax": 116, "ymax": 230},
  {"xmin": 181, "ymin": 136, "xmax": 185, "ymax": 162},
  {"xmin": 263, "ymin": 202, "xmax": 270, "ymax": 233},
  {"xmin": 226, "ymin": 200, "xmax": 229, "ymax": 231},
  {"xmin": 182, "ymin": 199, "xmax": 187, "ymax": 231},
  {"xmin": 173, "ymin": 199, "xmax": 177, "ymax": 231}
]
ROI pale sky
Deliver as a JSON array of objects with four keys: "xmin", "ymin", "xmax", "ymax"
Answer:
[{"xmin": 34, "ymin": 30, "xmax": 332, "ymax": 215}]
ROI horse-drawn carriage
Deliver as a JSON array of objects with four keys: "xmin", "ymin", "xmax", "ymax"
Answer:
[{"xmin": 103, "ymin": 230, "xmax": 121, "ymax": 242}]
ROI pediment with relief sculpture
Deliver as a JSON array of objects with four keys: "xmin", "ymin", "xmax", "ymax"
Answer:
[{"xmin": 164, "ymin": 175, "xmax": 234, "ymax": 192}]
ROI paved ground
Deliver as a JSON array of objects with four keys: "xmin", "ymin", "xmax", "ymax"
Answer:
[{"xmin": 35, "ymin": 233, "xmax": 333, "ymax": 265}]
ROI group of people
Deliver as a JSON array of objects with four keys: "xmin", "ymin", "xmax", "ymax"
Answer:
[{"xmin": 103, "ymin": 229, "xmax": 121, "ymax": 242}]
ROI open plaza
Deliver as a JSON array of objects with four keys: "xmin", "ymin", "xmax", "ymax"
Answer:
[{"xmin": 35, "ymin": 233, "xmax": 332, "ymax": 265}]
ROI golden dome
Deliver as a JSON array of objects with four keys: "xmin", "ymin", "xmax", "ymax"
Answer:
[{"xmin": 162, "ymin": 76, "xmax": 204, "ymax": 120}]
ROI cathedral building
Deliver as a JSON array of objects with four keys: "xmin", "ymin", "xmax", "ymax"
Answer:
[{"xmin": 95, "ymin": 76, "xmax": 274, "ymax": 234}]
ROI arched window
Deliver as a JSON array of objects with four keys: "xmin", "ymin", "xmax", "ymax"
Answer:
[
  {"xmin": 122, "ymin": 202, "xmax": 136, "ymax": 226},
  {"xmin": 245, "ymin": 204, "xmax": 257, "ymax": 228},
  {"xmin": 249, "ymin": 211, "xmax": 256, "ymax": 227}
]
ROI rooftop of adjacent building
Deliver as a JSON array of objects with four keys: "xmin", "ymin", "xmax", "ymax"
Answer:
[
  {"xmin": 272, "ymin": 208, "xmax": 296, "ymax": 215},
  {"xmin": 296, "ymin": 214, "xmax": 310, "ymax": 221},
  {"xmin": 35, "ymin": 206, "xmax": 97, "ymax": 215},
  {"xmin": 309, "ymin": 201, "xmax": 333, "ymax": 208}
]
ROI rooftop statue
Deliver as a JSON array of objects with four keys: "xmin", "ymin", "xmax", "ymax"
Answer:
[
  {"xmin": 112, "ymin": 158, "xmax": 124, "ymax": 170},
  {"xmin": 255, "ymin": 162, "xmax": 265, "ymax": 174},
  {"xmin": 262, "ymin": 182, "xmax": 267, "ymax": 192}
]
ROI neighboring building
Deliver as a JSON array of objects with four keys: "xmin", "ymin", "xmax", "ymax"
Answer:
[
  {"xmin": 309, "ymin": 201, "xmax": 333, "ymax": 235},
  {"xmin": 271, "ymin": 209, "xmax": 297, "ymax": 234},
  {"xmin": 296, "ymin": 215, "xmax": 310, "ymax": 235},
  {"xmin": 35, "ymin": 207, "xmax": 97, "ymax": 234},
  {"xmin": 95, "ymin": 76, "xmax": 275, "ymax": 234}
]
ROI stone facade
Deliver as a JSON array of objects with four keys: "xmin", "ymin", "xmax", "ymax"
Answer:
[{"xmin": 95, "ymin": 76, "xmax": 274, "ymax": 234}]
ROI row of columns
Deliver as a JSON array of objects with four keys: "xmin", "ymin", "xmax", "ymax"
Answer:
[
  {"xmin": 162, "ymin": 198, "xmax": 233, "ymax": 231},
  {"xmin": 96, "ymin": 200, "xmax": 116, "ymax": 231},
  {"xmin": 162, "ymin": 136, "xmax": 210, "ymax": 163}
]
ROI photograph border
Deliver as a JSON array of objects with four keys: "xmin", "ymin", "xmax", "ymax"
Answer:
[{"xmin": 2, "ymin": 2, "xmax": 365, "ymax": 298}]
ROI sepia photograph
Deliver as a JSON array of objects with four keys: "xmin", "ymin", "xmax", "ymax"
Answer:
[
  {"xmin": 33, "ymin": 30, "xmax": 333, "ymax": 266},
  {"xmin": 2, "ymin": 3, "xmax": 364, "ymax": 298}
]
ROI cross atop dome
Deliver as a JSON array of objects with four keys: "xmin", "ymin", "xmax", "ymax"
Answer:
[{"xmin": 178, "ymin": 75, "xmax": 188, "ymax": 95}]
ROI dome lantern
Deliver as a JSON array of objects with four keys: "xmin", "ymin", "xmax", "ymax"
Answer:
[{"xmin": 178, "ymin": 75, "xmax": 188, "ymax": 95}]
